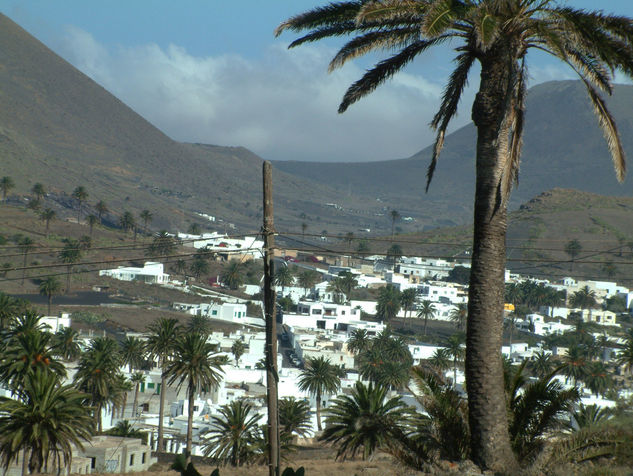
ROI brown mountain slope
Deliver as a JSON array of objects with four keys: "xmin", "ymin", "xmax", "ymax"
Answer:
[{"xmin": 0, "ymin": 14, "xmax": 387, "ymax": 234}]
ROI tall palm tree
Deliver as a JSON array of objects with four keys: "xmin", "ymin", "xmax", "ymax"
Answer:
[
  {"xmin": 297, "ymin": 269, "xmax": 319, "ymax": 297},
  {"xmin": 38, "ymin": 276, "xmax": 62, "ymax": 315},
  {"xmin": 564, "ymin": 239, "xmax": 582, "ymax": 271},
  {"xmin": 274, "ymin": 265, "xmax": 294, "ymax": 295},
  {"xmin": 129, "ymin": 372, "xmax": 145, "ymax": 419},
  {"xmin": 120, "ymin": 336, "xmax": 146, "ymax": 372},
  {"xmin": 222, "ymin": 261, "xmax": 244, "ymax": 290},
  {"xmin": 18, "ymin": 237, "xmax": 35, "ymax": 285},
  {"xmin": 58, "ymin": 239, "xmax": 81, "ymax": 293},
  {"xmin": 202, "ymin": 399, "xmax": 262, "ymax": 467},
  {"xmin": 375, "ymin": 285, "xmax": 400, "ymax": 323},
  {"xmin": 0, "ymin": 370, "xmax": 94, "ymax": 475},
  {"xmin": 428, "ymin": 348, "xmax": 452, "ymax": 375},
  {"xmin": 147, "ymin": 231, "xmax": 176, "ymax": 259},
  {"xmin": 30, "ymin": 183, "xmax": 45, "ymax": 201},
  {"xmin": 417, "ymin": 300, "xmax": 437, "ymax": 336},
  {"xmin": 74, "ymin": 337, "xmax": 122, "ymax": 432},
  {"xmin": 231, "ymin": 340, "xmax": 247, "ymax": 366},
  {"xmin": 119, "ymin": 211, "xmax": 136, "ymax": 234},
  {"xmin": 562, "ymin": 344, "xmax": 587, "ymax": 386},
  {"xmin": 51, "ymin": 326, "xmax": 81, "ymax": 362},
  {"xmin": 71, "ymin": 186, "xmax": 88, "ymax": 223},
  {"xmin": 0, "ymin": 176, "xmax": 14, "ymax": 202},
  {"xmin": 569, "ymin": 286, "xmax": 598, "ymax": 321},
  {"xmin": 86, "ymin": 214, "xmax": 98, "ymax": 237},
  {"xmin": 0, "ymin": 293, "xmax": 22, "ymax": 330},
  {"xmin": 449, "ymin": 303, "xmax": 468, "ymax": 331},
  {"xmin": 400, "ymin": 288, "xmax": 417, "ymax": 319},
  {"xmin": 144, "ymin": 318, "xmax": 181, "ymax": 453},
  {"xmin": 139, "ymin": 209, "xmax": 153, "ymax": 234},
  {"xmin": 528, "ymin": 351, "xmax": 554, "ymax": 379},
  {"xmin": 298, "ymin": 356, "xmax": 342, "ymax": 431},
  {"xmin": 165, "ymin": 333, "xmax": 225, "ymax": 464},
  {"xmin": 389, "ymin": 209, "xmax": 400, "ymax": 240},
  {"xmin": 346, "ymin": 328, "xmax": 370, "ymax": 355},
  {"xmin": 276, "ymin": 3, "xmax": 633, "ymax": 470},
  {"xmin": 320, "ymin": 381, "xmax": 409, "ymax": 461},
  {"xmin": 445, "ymin": 334, "xmax": 465, "ymax": 387},
  {"xmin": 386, "ymin": 243, "xmax": 402, "ymax": 272},
  {"xmin": 583, "ymin": 361, "xmax": 611, "ymax": 397},
  {"xmin": 357, "ymin": 331, "xmax": 413, "ymax": 389},
  {"xmin": 39, "ymin": 208, "xmax": 56, "ymax": 238},
  {"xmin": 95, "ymin": 200, "xmax": 108, "ymax": 225},
  {"xmin": 616, "ymin": 336, "xmax": 633, "ymax": 375}
]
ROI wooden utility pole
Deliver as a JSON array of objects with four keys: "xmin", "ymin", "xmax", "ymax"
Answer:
[{"xmin": 262, "ymin": 161, "xmax": 280, "ymax": 476}]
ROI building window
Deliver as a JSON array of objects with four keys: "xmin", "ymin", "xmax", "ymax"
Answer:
[
  {"xmin": 129, "ymin": 455, "xmax": 134, "ymax": 466},
  {"xmin": 147, "ymin": 383, "xmax": 155, "ymax": 389},
  {"xmin": 212, "ymin": 310, "xmax": 218, "ymax": 316},
  {"xmin": 142, "ymin": 453, "xmax": 146, "ymax": 464},
  {"xmin": 91, "ymin": 458, "xmax": 96, "ymax": 469}
]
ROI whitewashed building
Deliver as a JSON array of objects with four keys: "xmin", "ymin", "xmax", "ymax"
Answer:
[{"xmin": 99, "ymin": 262, "xmax": 169, "ymax": 284}]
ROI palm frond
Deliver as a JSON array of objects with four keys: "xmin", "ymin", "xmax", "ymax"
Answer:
[
  {"xmin": 582, "ymin": 79, "xmax": 626, "ymax": 182},
  {"xmin": 338, "ymin": 36, "xmax": 449, "ymax": 113},
  {"xmin": 274, "ymin": 2, "xmax": 365, "ymax": 37},
  {"xmin": 329, "ymin": 27, "xmax": 421, "ymax": 71},
  {"xmin": 499, "ymin": 58, "xmax": 527, "ymax": 203},
  {"xmin": 421, "ymin": 0, "xmax": 470, "ymax": 37},
  {"xmin": 426, "ymin": 51, "xmax": 475, "ymax": 191},
  {"xmin": 356, "ymin": 0, "xmax": 428, "ymax": 24}
]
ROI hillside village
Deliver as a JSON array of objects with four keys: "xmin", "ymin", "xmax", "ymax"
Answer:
[{"xmin": 2, "ymin": 214, "xmax": 631, "ymax": 474}]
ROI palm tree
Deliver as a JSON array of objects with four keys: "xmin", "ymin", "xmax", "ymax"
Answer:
[
  {"xmin": 400, "ymin": 288, "xmax": 417, "ymax": 319},
  {"xmin": 39, "ymin": 208, "xmax": 56, "ymax": 238},
  {"xmin": 375, "ymin": 285, "xmax": 400, "ymax": 323},
  {"xmin": 144, "ymin": 318, "xmax": 181, "ymax": 453},
  {"xmin": 417, "ymin": 300, "xmax": 437, "ymax": 336},
  {"xmin": 105, "ymin": 420, "xmax": 146, "ymax": 439},
  {"xmin": 190, "ymin": 252, "xmax": 210, "ymax": 280},
  {"xmin": 38, "ymin": 276, "xmax": 61, "ymax": 315},
  {"xmin": 0, "ymin": 370, "xmax": 94, "ymax": 475},
  {"xmin": 74, "ymin": 337, "xmax": 122, "ymax": 433},
  {"xmin": 58, "ymin": 239, "xmax": 81, "ymax": 293},
  {"xmin": 279, "ymin": 397, "xmax": 312, "ymax": 439},
  {"xmin": 428, "ymin": 348, "xmax": 452, "ymax": 374},
  {"xmin": 0, "ymin": 176, "xmax": 14, "ymax": 202},
  {"xmin": 147, "ymin": 231, "xmax": 176, "ymax": 258},
  {"xmin": 72, "ymin": 186, "xmax": 88, "ymax": 223},
  {"xmin": 298, "ymin": 356, "xmax": 341, "ymax": 432},
  {"xmin": 569, "ymin": 286, "xmax": 598, "ymax": 320},
  {"xmin": 320, "ymin": 381, "xmax": 409, "ymax": 461},
  {"xmin": 449, "ymin": 303, "xmax": 468, "ymax": 331},
  {"xmin": 528, "ymin": 351, "xmax": 554, "ymax": 379},
  {"xmin": 571, "ymin": 404, "xmax": 614, "ymax": 430},
  {"xmin": 51, "ymin": 326, "xmax": 81, "ymax": 362},
  {"xmin": 346, "ymin": 328, "xmax": 370, "ymax": 355},
  {"xmin": 386, "ymin": 244, "xmax": 402, "ymax": 272},
  {"xmin": 139, "ymin": 209, "xmax": 153, "ymax": 234},
  {"xmin": 187, "ymin": 223, "xmax": 201, "ymax": 235},
  {"xmin": 165, "ymin": 333, "xmax": 225, "ymax": 464},
  {"xmin": 562, "ymin": 344, "xmax": 588, "ymax": 386},
  {"xmin": 202, "ymin": 399, "xmax": 262, "ymax": 467},
  {"xmin": 18, "ymin": 237, "xmax": 35, "ymax": 285},
  {"xmin": 86, "ymin": 214, "xmax": 98, "ymax": 237},
  {"xmin": 445, "ymin": 334, "xmax": 465, "ymax": 387},
  {"xmin": 30, "ymin": 183, "xmax": 45, "ymax": 201},
  {"xmin": 120, "ymin": 336, "xmax": 146, "ymax": 372},
  {"xmin": 276, "ymin": 3, "xmax": 633, "ymax": 470},
  {"xmin": 119, "ymin": 211, "xmax": 135, "ymax": 234},
  {"xmin": 0, "ymin": 325, "xmax": 66, "ymax": 390},
  {"xmin": 231, "ymin": 340, "xmax": 247, "ymax": 366},
  {"xmin": 95, "ymin": 200, "xmax": 108, "ymax": 225},
  {"xmin": 357, "ymin": 331, "xmax": 413, "ymax": 389},
  {"xmin": 297, "ymin": 269, "xmax": 319, "ymax": 297},
  {"xmin": 129, "ymin": 372, "xmax": 145, "ymax": 419},
  {"xmin": 0, "ymin": 293, "xmax": 21, "ymax": 330},
  {"xmin": 389, "ymin": 209, "xmax": 400, "ymax": 239},
  {"xmin": 187, "ymin": 315, "xmax": 213, "ymax": 336},
  {"xmin": 222, "ymin": 261, "xmax": 244, "ymax": 290},
  {"xmin": 616, "ymin": 336, "xmax": 633, "ymax": 375},
  {"xmin": 274, "ymin": 265, "xmax": 294, "ymax": 295},
  {"xmin": 583, "ymin": 361, "xmax": 612, "ymax": 397},
  {"xmin": 565, "ymin": 239, "xmax": 583, "ymax": 271}
]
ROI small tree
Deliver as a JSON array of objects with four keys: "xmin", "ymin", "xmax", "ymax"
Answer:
[
  {"xmin": 31, "ymin": 183, "xmax": 45, "ymax": 201},
  {"xmin": 95, "ymin": 201, "xmax": 108, "ymax": 225},
  {"xmin": 18, "ymin": 237, "xmax": 36, "ymax": 285},
  {"xmin": 231, "ymin": 340, "xmax": 247, "ymax": 366},
  {"xmin": 72, "ymin": 186, "xmax": 88, "ymax": 223},
  {"xmin": 564, "ymin": 239, "xmax": 582, "ymax": 271},
  {"xmin": 58, "ymin": 239, "xmax": 81, "ymax": 293},
  {"xmin": 140, "ymin": 210, "xmax": 153, "ymax": 234},
  {"xmin": 0, "ymin": 176, "xmax": 14, "ymax": 202},
  {"xmin": 389, "ymin": 209, "xmax": 400, "ymax": 239},
  {"xmin": 39, "ymin": 277, "xmax": 62, "ymax": 315},
  {"xmin": 40, "ymin": 208, "xmax": 56, "ymax": 238}
]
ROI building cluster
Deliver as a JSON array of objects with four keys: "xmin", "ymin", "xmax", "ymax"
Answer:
[{"xmin": 21, "ymin": 247, "xmax": 632, "ymax": 468}]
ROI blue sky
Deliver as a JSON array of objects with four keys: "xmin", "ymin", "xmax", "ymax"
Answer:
[{"xmin": 3, "ymin": 1, "xmax": 633, "ymax": 162}]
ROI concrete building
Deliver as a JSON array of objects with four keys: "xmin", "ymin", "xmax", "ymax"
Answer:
[
  {"xmin": 99, "ymin": 262, "xmax": 169, "ymax": 284},
  {"xmin": 81, "ymin": 436, "xmax": 156, "ymax": 473}
]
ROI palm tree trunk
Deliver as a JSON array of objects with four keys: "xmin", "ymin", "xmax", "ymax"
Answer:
[
  {"xmin": 157, "ymin": 371, "xmax": 167, "ymax": 453},
  {"xmin": 465, "ymin": 48, "xmax": 519, "ymax": 472},
  {"xmin": 316, "ymin": 392, "xmax": 322, "ymax": 432},
  {"xmin": 185, "ymin": 386, "xmax": 195, "ymax": 465},
  {"xmin": 133, "ymin": 384, "xmax": 140, "ymax": 419}
]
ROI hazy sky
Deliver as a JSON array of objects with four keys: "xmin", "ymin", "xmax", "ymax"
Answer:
[{"xmin": 3, "ymin": 1, "xmax": 633, "ymax": 162}]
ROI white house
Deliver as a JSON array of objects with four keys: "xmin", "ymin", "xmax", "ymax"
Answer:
[{"xmin": 99, "ymin": 262, "xmax": 169, "ymax": 284}]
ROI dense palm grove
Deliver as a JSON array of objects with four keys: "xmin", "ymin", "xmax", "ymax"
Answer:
[{"xmin": 0, "ymin": 289, "xmax": 633, "ymax": 474}]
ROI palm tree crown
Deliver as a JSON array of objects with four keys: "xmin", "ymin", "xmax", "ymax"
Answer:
[{"xmin": 298, "ymin": 356, "xmax": 342, "ymax": 432}]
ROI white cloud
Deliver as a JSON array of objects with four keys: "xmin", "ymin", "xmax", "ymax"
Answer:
[{"xmin": 56, "ymin": 27, "xmax": 473, "ymax": 162}]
